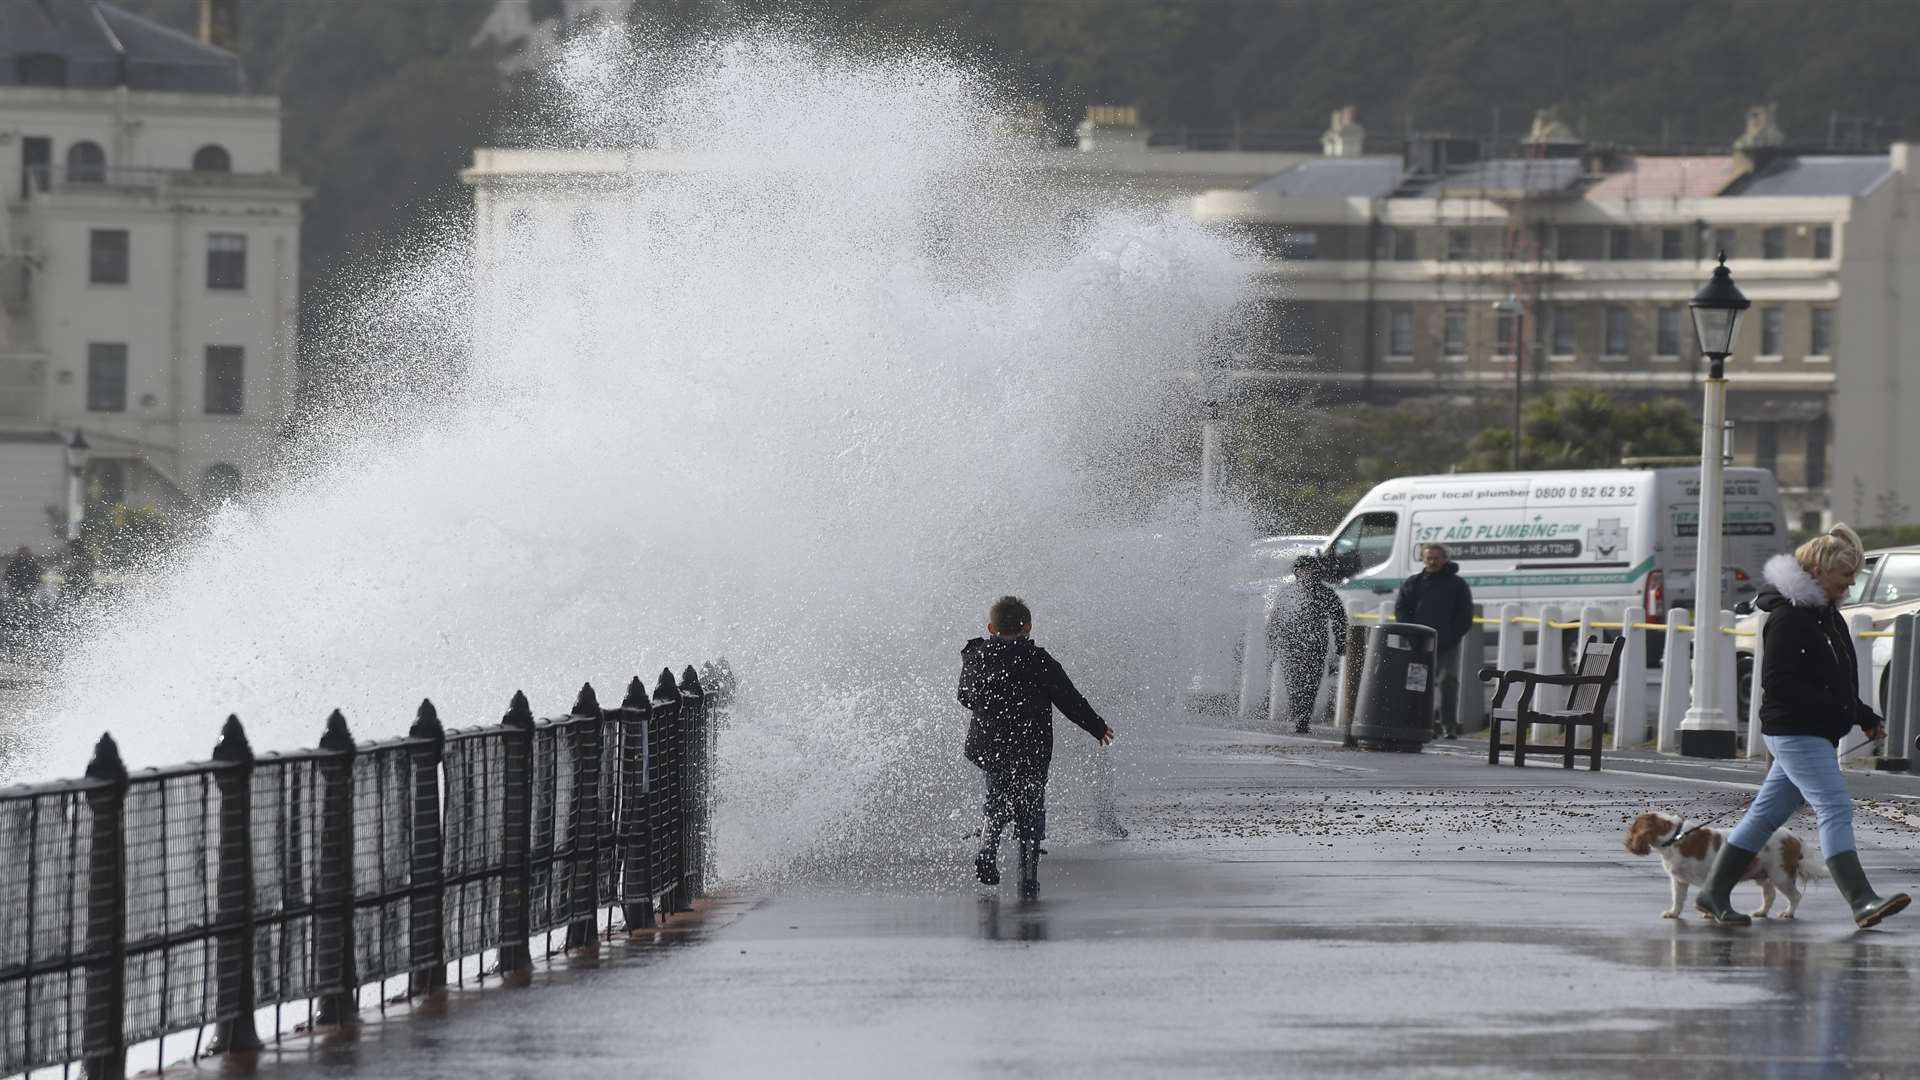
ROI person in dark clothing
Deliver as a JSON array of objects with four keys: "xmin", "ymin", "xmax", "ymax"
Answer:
[
  {"xmin": 1394, "ymin": 544, "xmax": 1475, "ymax": 739},
  {"xmin": 1696, "ymin": 525, "xmax": 1910, "ymax": 929},
  {"xmin": 4, "ymin": 546, "xmax": 41, "ymax": 600},
  {"xmin": 1267, "ymin": 555, "xmax": 1348, "ymax": 734},
  {"xmin": 958, "ymin": 595, "xmax": 1114, "ymax": 900}
]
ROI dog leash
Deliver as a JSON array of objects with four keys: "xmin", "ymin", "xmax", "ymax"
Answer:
[{"xmin": 1658, "ymin": 811, "xmax": 1730, "ymax": 848}]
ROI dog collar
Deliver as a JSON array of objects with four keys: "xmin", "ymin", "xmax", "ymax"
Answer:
[{"xmin": 1657, "ymin": 820, "xmax": 1687, "ymax": 848}]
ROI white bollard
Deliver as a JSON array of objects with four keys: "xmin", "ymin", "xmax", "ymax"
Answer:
[
  {"xmin": 1267, "ymin": 655, "xmax": 1288, "ymax": 728},
  {"xmin": 1615, "ymin": 605, "xmax": 1647, "ymax": 749},
  {"xmin": 1573, "ymin": 605, "xmax": 1603, "ymax": 746},
  {"xmin": 1657, "ymin": 608, "xmax": 1691, "ymax": 753},
  {"xmin": 1496, "ymin": 603, "xmax": 1524, "ymax": 675},
  {"xmin": 1717, "ymin": 609, "xmax": 1739, "ymax": 753},
  {"xmin": 1537, "ymin": 605, "xmax": 1567, "ymax": 711},
  {"xmin": 1746, "ymin": 609, "xmax": 1770, "ymax": 760},
  {"xmin": 1842, "ymin": 611, "xmax": 1877, "ymax": 766},
  {"xmin": 1236, "ymin": 591, "xmax": 1270, "ymax": 720}
]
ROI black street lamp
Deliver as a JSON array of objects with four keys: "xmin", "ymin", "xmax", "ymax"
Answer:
[
  {"xmin": 1678, "ymin": 254, "xmax": 1749, "ymax": 759},
  {"xmin": 64, "ymin": 429, "xmax": 90, "ymax": 542},
  {"xmin": 1689, "ymin": 254, "xmax": 1751, "ymax": 378}
]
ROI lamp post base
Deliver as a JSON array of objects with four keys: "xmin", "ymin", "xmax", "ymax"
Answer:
[{"xmin": 1679, "ymin": 729, "xmax": 1737, "ymax": 759}]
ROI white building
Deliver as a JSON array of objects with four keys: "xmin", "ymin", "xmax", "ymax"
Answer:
[
  {"xmin": 1190, "ymin": 106, "xmax": 1920, "ymax": 532},
  {"xmin": 0, "ymin": 0, "xmax": 306, "ymax": 557},
  {"xmin": 461, "ymin": 106, "xmax": 1313, "ymax": 332}
]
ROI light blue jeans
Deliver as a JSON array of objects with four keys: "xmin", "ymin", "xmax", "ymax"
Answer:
[{"xmin": 1728, "ymin": 734, "xmax": 1855, "ymax": 857}]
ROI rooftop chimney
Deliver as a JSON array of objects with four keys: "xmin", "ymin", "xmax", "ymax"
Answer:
[
  {"xmin": 1734, "ymin": 103, "xmax": 1787, "ymax": 150},
  {"xmin": 198, "ymin": 0, "xmax": 238, "ymax": 52},
  {"xmin": 1522, "ymin": 106, "xmax": 1585, "ymax": 158},
  {"xmin": 1321, "ymin": 106, "xmax": 1365, "ymax": 158},
  {"xmin": 1076, "ymin": 105, "xmax": 1148, "ymax": 154}
]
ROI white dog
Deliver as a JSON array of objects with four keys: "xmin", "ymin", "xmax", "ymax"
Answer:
[{"xmin": 1624, "ymin": 812, "xmax": 1826, "ymax": 920}]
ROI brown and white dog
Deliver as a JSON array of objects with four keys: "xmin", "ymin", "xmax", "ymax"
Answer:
[{"xmin": 1624, "ymin": 813, "xmax": 1826, "ymax": 920}]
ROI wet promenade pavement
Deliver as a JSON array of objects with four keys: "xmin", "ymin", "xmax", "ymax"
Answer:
[{"xmin": 224, "ymin": 725, "xmax": 1920, "ymax": 1079}]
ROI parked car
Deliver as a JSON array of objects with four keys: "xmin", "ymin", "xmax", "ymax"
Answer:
[{"xmin": 1733, "ymin": 545, "xmax": 1920, "ymax": 715}]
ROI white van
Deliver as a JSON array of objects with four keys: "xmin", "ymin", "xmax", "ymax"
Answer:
[{"xmin": 1324, "ymin": 467, "xmax": 1789, "ymax": 628}]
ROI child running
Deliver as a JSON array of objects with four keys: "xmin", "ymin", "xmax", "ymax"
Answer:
[{"xmin": 958, "ymin": 595, "xmax": 1115, "ymax": 900}]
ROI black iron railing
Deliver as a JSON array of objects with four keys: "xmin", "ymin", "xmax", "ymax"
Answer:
[{"xmin": 0, "ymin": 659, "xmax": 730, "ymax": 1079}]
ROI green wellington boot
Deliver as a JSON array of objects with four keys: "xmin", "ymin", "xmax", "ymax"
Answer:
[
  {"xmin": 1827, "ymin": 850, "xmax": 1911, "ymax": 929},
  {"xmin": 1694, "ymin": 841, "xmax": 1760, "ymax": 926}
]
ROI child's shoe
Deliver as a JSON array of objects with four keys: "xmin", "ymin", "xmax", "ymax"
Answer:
[
  {"xmin": 1018, "ymin": 841, "xmax": 1042, "ymax": 900},
  {"xmin": 974, "ymin": 847, "xmax": 1000, "ymax": 886}
]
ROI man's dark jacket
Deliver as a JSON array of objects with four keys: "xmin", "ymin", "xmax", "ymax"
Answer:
[
  {"xmin": 958, "ymin": 636, "xmax": 1109, "ymax": 775},
  {"xmin": 1756, "ymin": 554, "xmax": 1884, "ymax": 744},
  {"xmin": 1394, "ymin": 562, "xmax": 1475, "ymax": 651}
]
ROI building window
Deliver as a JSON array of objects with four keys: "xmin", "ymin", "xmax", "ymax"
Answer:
[
  {"xmin": 66, "ymin": 141, "xmax": 105, "ymax": 184},
  {"xmin": 86, "ymin": 343, "xmax": 128, "ymax": 412},
  {"xmin": 1254, "ymin": 226, "xmax": 1316, "ymax": 260},
  {"xmin": 1759, "ymin": 307, "xmax": 1784, "ymax": 356},
  {"xmin": 1810, "ymin": 307, "xmax": 1834, "ymax": 356},
  {"xmin": 1377, "ymin": 228, "xmax": 1415, "ymax": 261},
  {"xmin": 89, "ymin": 229, "xmax": 129, "ymax": 284},
  {"xmin": 1656, "ymin": 307, "xmax": 1683, "ymax": 357},
  {"xmin": 1756, "ymin": 422, "xmax": 1779, "ymax": 473},
  {"xmin": 1388, "ymin": 308, "xmax": 1414, "ymax": 357},
  {"xmin": 192, "ymin": 145, "xmax": 232, "ymax": 173},
  {"xmin": 1551, "ymin": 305, "xmax": 1577, "ymax": 355},
  {"xmin": 204, "ymin": 346, "xmax": 244, "ymax": 415},
  {"xmin": 1445, "ymin": 229, "xmax": 1469, "ymax": 261},
  {"xmin": 1272, "ymin": 302, "xmax": 1316, "ymax": 357},
  {"xmin": 1712, "ymin": 227, "xmax": 1737, "ymax": 259},
  {"xmin": 1442, "ymin": 306, "xmax": 1467, "ymax": 357},
  {"xmin": 1495, "ymin": 311, "xmax": 1517, "ymax": 356},
  {"xmin": 202, "ymin": 464, "xmax": 242, "ymax": 503},
  {"xmin": 1807, "ymin": 417, "xmax": 1828, "ymax": 487},
  {"xmin": 505, "ymin": 208, "xmax": 535, "ymax": 251},
  {"xmin": 1607, "ymin": 228, "xmax": 1632, "ymax": 260},
  {"xmin": 1762, "ymin": 226, "xmax": 1786, "ymax": 259},
  {"xmin": 571, "ymin": 208, "xmax": 600, "ymax": 251},
  {"xmin": 206, "ymin": 233, "xmax": 246, "ymax": 290},
  {"xmin": 1813, "ymin": 225, "xmax": 1833, "ymax": 259},
  {"xmin": 1661, "ymin": 228, "xmax": 1684, "ymax": 260},
  {"xmin": 1604, "ymin": 306, "xmax": 1630, "ymax": 356}
]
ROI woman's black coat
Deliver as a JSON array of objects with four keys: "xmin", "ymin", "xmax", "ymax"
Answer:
[{"xmin": 1756, "ymin": 554, "xmax": 1885, "ymax": 745}]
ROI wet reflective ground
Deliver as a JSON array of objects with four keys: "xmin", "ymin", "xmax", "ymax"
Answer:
[{"xmin": 225, "ymin": 727, "xmax": 1920, "ymax": 1079}]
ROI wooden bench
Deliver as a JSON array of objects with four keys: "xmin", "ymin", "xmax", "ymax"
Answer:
[{"xmin": 1481, "ymin": 636, "xmax": 1625, "ymax": 771}]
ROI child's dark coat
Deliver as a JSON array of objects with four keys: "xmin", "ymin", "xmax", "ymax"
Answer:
[{"xmin": 957, "ymin": 636, "xmax": 1108, "ymax": 776}]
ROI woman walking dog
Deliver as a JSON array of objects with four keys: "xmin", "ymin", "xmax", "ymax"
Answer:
[{"xmin": 1696, "ymin": 524, "xmax": 1911, "ymax": 928}]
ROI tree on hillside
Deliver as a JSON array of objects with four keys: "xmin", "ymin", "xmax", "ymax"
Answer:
[
  {"xmin": 1226, "ymin": 393, "xmax": 1504, "ymax": 534},
  {"xmin": 1461, "ymin": 389, "xmax": 1698, "ymax": 472}
]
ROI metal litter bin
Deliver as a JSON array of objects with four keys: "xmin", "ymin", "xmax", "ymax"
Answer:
[{"xmin": 1349, "ymin": 622, "xmax": 1438, "ymax": 752}]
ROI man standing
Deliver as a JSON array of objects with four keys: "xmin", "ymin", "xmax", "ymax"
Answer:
[{"xmin": 1395, "ymin": 544, "xmax": 1474, "ymax": 739}]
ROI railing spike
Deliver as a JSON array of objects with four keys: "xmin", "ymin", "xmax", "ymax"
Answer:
[
  {"xmin": 85, "ymin": 732, "xmax": 128, "ymax": 782},
  {"xmin": 573, "ymin": 682, "xmax": 601, "ymax": 717},
  {"xmin": 212, "ymin": 715, "xmax": 254, "ymax": 763},
  {"xmin": 410, "ymin": 699, "xmax": 445, "ymax": 742},
  {"xmin": 503, "ymin": 689, "xmax": 535, "ymax": 728},
  {"xmin": 622, "ymin": 675, "xmax": 649, "ymax": 710},
  {"xmin": 318, "ymin": 709, "xmax": 355, "ymax": 751}
]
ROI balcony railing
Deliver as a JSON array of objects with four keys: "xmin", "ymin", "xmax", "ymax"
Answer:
[{"xmin": 20, "ymin": 165, "xmax": 304, "ymax": 198}]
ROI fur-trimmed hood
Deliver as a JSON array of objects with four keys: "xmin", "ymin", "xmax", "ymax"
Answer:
[{"xmin": 1757, "ymin": 553, "xmax": 1829, "ymax": 610}]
